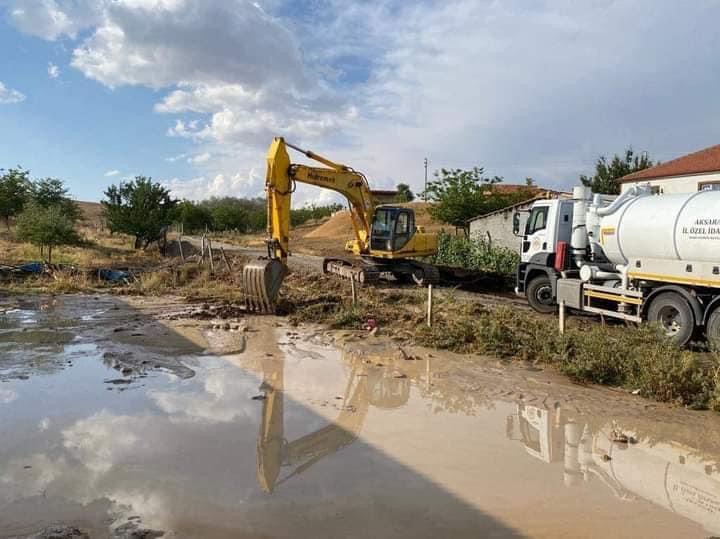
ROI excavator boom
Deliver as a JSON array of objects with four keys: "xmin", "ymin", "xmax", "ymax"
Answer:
[
  {"xmin": 243, "ymin": 137, "xmax": 376, "ymax": 312},
  {"xmin": 242, "ymin": 137, "xmax": 439, "ymax": 312}
]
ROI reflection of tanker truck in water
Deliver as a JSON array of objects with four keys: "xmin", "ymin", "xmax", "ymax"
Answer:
[
  {"xmin": 507, "ymin": 404, "xmax": 720, "ymax": 535},
  {"xmin": 515, "ymin": 185, "xmax": 720, "ymax": 346}
]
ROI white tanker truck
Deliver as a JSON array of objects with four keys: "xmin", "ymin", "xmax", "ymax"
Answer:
[
  {"xmin": 514, "ymin": 185, "xmax": 720, "ymax": 346},
  {"xmin": 507, "ymin": 404, "xmax": 720, "ymax": 537}
]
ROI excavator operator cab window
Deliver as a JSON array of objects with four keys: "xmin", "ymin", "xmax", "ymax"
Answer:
[{"xmin": 370, "ymin": 208, "xmax": 415, "ymax": 252}]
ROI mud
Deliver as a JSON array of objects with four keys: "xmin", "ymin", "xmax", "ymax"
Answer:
[{"xmin": 3, "ymin": 295, "xmax": 720, "ymax": 537}]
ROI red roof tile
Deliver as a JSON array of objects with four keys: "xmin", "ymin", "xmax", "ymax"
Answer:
[{"xmin": 620, "ymin": 144, "xmax": 720, "ymax": 182}]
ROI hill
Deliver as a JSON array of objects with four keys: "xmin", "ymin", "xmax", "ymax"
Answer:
[
  {"xmin": 301, "ymin": 202, "xmax": 446, "ymax": 240},
  {"xmin": 77, "ymin": 201, "xmax": 104, "ymax": 227}
]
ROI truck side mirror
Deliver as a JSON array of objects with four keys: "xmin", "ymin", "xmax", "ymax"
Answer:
[{"xmin": 512, "ymin": 212, "xmax": 521, "ymax": 236}]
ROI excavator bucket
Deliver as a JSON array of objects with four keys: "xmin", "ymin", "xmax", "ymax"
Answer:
[{"xmin": 242, "ymin": 259, "xmax": 287, "ymax": 313}]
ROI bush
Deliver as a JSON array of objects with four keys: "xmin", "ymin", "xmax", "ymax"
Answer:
[
  {"xmin": 431, "ymin": 231, "xmax": 519, "ymax": 275},
  {"xmin": 16, "ymin": 203, "xmax": 81, "ymax": 263},
  {"xmin": 103, "ymin": 177, "xmax": 177, "ymax": 249}
]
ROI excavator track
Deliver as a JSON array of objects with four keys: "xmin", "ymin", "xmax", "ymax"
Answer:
[
  {"xmin": 409, "ymin": 262, "xmax": 441, "ymax": 286},
  {"xmin": 322, "ymin": 258, "xmax": 381, "ymax": 284}
]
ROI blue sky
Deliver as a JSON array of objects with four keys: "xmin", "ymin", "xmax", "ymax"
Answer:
[
  {"xmin": 1, "ymin": 1, "xmax": 719, "ymax": 204},
  {"xmin": 0, "ymin": 15, "xmax": 195, "ymax": 201}
]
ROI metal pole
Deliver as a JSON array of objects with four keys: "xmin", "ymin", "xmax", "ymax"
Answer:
[
  {"xmin": 559, "ymin": 300, "xmax": 566, "ymax": 335},
  {"xmin": 424, "ymin": 157, "xmax": 428, "ymax": 202},
  {"xmin": 426, "ymin": 284, "xmax": 433, "ymax": 327}
]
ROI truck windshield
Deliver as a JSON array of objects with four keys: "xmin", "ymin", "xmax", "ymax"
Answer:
[{"xmin": 525, "ymin": 207, "xmax": 548, "ymax": 235}]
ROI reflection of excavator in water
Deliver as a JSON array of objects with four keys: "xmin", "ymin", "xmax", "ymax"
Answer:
[
  {"xmin": 242, "ymin": 138, "xmax": 440, "ymax": 312},
  {"xmin": 257, "ymin": 351, "xmax": 410, "ymax": 493},
  {"xmin": 507, "ymin": 404, "xmax": 720, "ymax": 536}
]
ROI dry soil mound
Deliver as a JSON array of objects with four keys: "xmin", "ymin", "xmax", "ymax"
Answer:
[{"xmin": 304, "ymin": 202, "xmax": 444, "ymax": 240}]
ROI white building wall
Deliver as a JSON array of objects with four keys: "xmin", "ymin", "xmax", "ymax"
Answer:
[
  {"xmin": 468, "ymin": 202, "xmax": 533, "ymax": 252},
  {"xmin": 621, "ymin": 172, "xmax": 720, "ymax": 194}
]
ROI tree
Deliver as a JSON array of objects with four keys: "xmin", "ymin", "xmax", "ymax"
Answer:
[
  {"xmin": 29, "ymin": 177, "xmax": 81, "ymax": 221},
  {"xmin": 580, "ymin": 148, "xmax": 654, "ymax": 194},
  {"xmin": 102, "ymin": 177, "xmax": 178, "ymax": 249},
  {"xmin": 16, "ymin": 203, "xmax": 80, "ymax": 263},
  {"xmin": 0, "ymin": 168, "xmax": 30, "ymax": 230},
  {"xmin": 209, "ymin": 200, "xmax": 248, "ymax": 232},
  {"xmin": 175, "ymin": 200, "xmax": 213, "ymax": 233},
  {"xmin": 395, "ymin": 183, "xmax": 415, "ymax": 203},
  {"xmin": 425, "ymin": 167, "xmax": 533, "ymax": 228},
  {"xmin": 290, "ymin": 203, "xmax": 343, "ymax": 226}
]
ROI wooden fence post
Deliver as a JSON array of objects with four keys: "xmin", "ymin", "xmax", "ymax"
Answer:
[
  {"xmin": 350, "ymin": 274, "xmax": 358, "ymax": 305},
  {"xmin": 207, "ymin": 238, "xmax": 215, "ymax": 274},
  {"xmin": 178, "ymin": 235, "xmax": 185, "ymax": 262},
  {"xmin": 426, "ymin": 284, "xmax": 433, "ymax": 328},
  {"xmin": 220, "ymin": 247, "xmax": 232, "ymax": 272}
]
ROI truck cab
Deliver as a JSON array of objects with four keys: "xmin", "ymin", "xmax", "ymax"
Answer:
[{"xmin": 515, "ymin": 199, "xmax": 574, "ymax": 312}]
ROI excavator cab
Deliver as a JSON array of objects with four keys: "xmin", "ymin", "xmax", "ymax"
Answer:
[{"xmin": 370, "ymin": 207, "xmax": 416, "ymax": 252}]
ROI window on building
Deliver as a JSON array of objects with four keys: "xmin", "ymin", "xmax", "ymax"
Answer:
[{"xmin": 698, "ymin": 181, "xmax": 720, "ymax": 191}]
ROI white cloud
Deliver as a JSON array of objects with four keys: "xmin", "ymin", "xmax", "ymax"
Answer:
[
  {"xmin": 0, "ymin": 388, "xmax": 18, "ymax": 404},
  {"xmin": 164, "ymin": 169, "xmax": 263, "ymax": 201},
  {"xmin": 7, "ymin": 0, "xmax": 720, "ymax": 200},
  {"xmin": 165, "ymin": 153, "xmax": 187, "ymax": 163},
  {"xmin": 0, "ymin": 81, "xmax": 25, "ymax": 104},
  {"xmin": 104, "ymin": 169, "xmax": 120, "ymax": 177},
  {"xmin": 9, "ymin": 0, "xmax": 104, "ymax": 40},
  {"xmin": 47, "ymin": 62, "xmax": 60, "ymax": 79},
  {"xmin": 67, "ymin": 0, "xmax": 305, "ymax": 90},
  {"xmin": 188, "ymin": 152, "xmax": 211, "ymax": 165}
]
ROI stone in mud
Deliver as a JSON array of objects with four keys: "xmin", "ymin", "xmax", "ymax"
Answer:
[
  {"xmin": 19, "ymin": 526, "xmax": 89, "ymax": 539},
  {"xmin": 113, "ymin": 522, "xmax": 164, "ymax": 539}
]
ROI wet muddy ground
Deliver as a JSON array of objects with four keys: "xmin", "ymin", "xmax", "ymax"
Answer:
[{"xmin": 2, "ymin": 295, "xmax": 720, "ymax": 538}]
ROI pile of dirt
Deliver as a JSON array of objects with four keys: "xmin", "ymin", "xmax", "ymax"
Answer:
[
  {"xmin": 303, "ymin": 203, "xmax": 445, "ymax": 240},
  {"xmin": 164, "ymin": 240, "xmax": 199, "ymax": 258},
  {"xmin": 76, "ymin": 201, "xmax": 104, "ymax": 226},
  {"xmin": 303, "ymin": 210, "xmax": 355, "ymax": 239}
]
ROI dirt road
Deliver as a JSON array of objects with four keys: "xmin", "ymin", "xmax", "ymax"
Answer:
[
  {"xmin": 183, "ymin": 234, "xmax": 531, "ymax": 310},
  {"xmin": 2, "ymin": 294, "xmax": 720, "ymax": 538}
]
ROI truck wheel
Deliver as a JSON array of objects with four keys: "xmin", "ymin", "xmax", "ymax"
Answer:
[
  {"xmin": 526, "ymin": 276, "xmax": 557, "ymax": 314},
  {"xmin": 707, "ymin": 309, "xmax": 720, "ymax": 351},
  {"xmin": 646, "ymin": 292, "xmax": 694, "ymax": 347}
]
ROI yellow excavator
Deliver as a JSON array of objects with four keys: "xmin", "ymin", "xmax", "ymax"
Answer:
[
  {"xmin": 242, "ymin": 138, "xmax": 439, "ymax": 312},
  {"xmin": 256, "ymin": 348, "xmax": 410, "ymax": 493}
]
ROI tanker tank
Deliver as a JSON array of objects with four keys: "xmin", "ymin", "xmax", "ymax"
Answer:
[{"xmin": 594, "ymin": 190, "xmax": 720, "ymax": 268}]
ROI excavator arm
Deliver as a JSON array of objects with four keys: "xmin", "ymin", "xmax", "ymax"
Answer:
[
  {"xmin": 243, "ymin": 137, "xmax": 439, "ymax": 312},
  {"xmin": 265, "ymin": 138, "xmax": 375, "ymax": 262},
  {"xmin": 243, "ymin": 137, "xmax": 376, "ymax": 312}
]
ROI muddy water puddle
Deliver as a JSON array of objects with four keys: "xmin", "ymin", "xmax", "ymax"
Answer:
[{"xmin": 2, "ymin": 296, "xmax": 720, "ymax": 538}]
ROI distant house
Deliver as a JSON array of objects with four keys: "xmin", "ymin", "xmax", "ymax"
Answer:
[
  {"xmin": 468, "ymin": 190, "xmax": 567, "ymax": 252},
  {"xmin": 620, "ymin": 144, "xmax": 720, "ymax": 194},
  {"xmin": 371, "ymin": 190, "xmax": 402, "ymax": 204}
]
